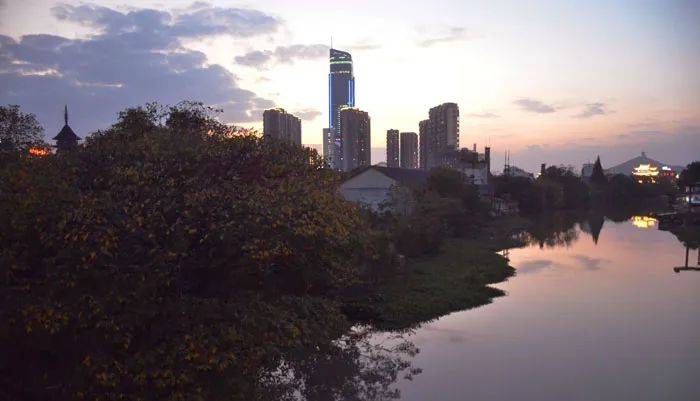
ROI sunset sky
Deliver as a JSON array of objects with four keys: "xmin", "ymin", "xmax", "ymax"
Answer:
[{"xmin": 1, "ymin": 0, "xmax": 698, "ymax": 172}]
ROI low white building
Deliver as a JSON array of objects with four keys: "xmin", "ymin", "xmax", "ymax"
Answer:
[{"xmin": 339, "ymin": 166, "xmax": 428, "ymax": 213}]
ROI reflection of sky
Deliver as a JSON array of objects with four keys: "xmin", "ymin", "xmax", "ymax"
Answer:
[{"xmin": 391, "ymin": 219, "xmax": 700, "ymax": 401}]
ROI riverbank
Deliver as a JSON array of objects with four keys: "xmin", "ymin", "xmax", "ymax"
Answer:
[{"xmin": 343, "ymin": 217, "xmax": 526, "ymax": 331}]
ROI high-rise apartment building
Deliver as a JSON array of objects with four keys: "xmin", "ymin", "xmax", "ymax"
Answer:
[
  {"xmin": 262, "ymin": 108, "xmax": 301, "ymax": 145},
  {"xmin": 419, "ymin": 119, "xmax": 430, "ymax": 169},
  {"xmin": 400, "ymin": 132, "xmax": 419, "ymax": 169},
  {"xmin": 386, "ymin": 129, "xmax": 399, "ymax": 167},
  {"xmin": 328, "ymin": 48, "xmax": 355, "ymax": 169},
  {"xmin": 422, "ymin": 102, "xmax": 459, "ymax": 169},
  {"xmin": 322, "ymin": 128, "xmax": 332, "ymax": 164},
  {"xmin": 339, "ymin": 107, "xmax": 370, "ymax": 172}
]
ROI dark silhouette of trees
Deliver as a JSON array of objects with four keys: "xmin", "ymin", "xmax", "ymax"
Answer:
[
  {"xmin": 590, "ymin": 156, "xmax": 607, "ymax": 185},
  {"xmin": 0, "ymin": 103, "xmax": 416, "ymax": 401},
  {"xmin": 0, "ymin": 105, "xmax": 45, "ymax": 155},
  {"xmin": 678, "ymin": 161, "xmax": 700, "ymax": 188}
]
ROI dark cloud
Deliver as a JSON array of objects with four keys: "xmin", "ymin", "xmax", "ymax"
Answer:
[
  {"xmin": 518, "ymin": 259, "xmax": 554, "ymax": 274},
  {"xmin": 51, "ymin": 3, "xmax": 279, "ymax": 38},
  {"xmin": 0, "ymin": 3, "xmax": 277, "ymax": 139},
  {"xmin": 235, "ymin": 44, "xmax": 328, "ymax": 67},
  {"xmin": 570, "ymin": 255, "xmax": 605, "ymax": 271},
  {"xmin": 514, "ymin": 98, "xmax": 556, "ymax": 113},
  {"xmin": 293, "ymin": 108, "xmax": 322, "ymax": 121},
  {"xmin": 467, "ymin": 112, "xmax": 499, "ymax": 119},
  {"xmin": 418, "ymin": 27, "xmax": 470, "ymax": 47},
  {"xmin": 575, "ymin": 102, "xmax": 609, "ymax": 118}
]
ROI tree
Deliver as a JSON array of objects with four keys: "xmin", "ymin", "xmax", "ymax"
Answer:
[
  {"xmin": 590, "ymin": 156, "xmax": 607, "ymax": 185},
  {"xmin": 0, "ymin": 105, "xmax": 45, "ymax": 154},
  {"xmin": 678, "ymin": 161, "xmax": 700, "ymax": 189},
  {"xmin": 0, "ymin": 103, "xmax": 396, "ymax": 400}
]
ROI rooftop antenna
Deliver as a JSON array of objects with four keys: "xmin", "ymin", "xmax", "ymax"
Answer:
[
  {"xmin": 64, "ymin": 105, "xmax": 68, "ymax": 126},
  {"xmin": 330, "ymin": 36, "xmax": 333, "ymax": 50}
]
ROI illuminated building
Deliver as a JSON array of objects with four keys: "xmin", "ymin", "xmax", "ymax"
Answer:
[
  {"xmin": 53, "ymin": 105, "xmax": 80, "ymax": 153},
  {"xmin": 632, "ymin": 164, "xmax": 659, "ymax": 184},
  {"xmin": 322, "ymin": 128, "xmax": 332, "ymax": 164},
  {"xmin": 262, "ymin": 108, "xmax": 301, "ymax": 146},
  {"xmin": 400, "ymin": 132, "xmax": 419, "ymax": 169},
  {"xmin": 659, "ymin": 166, "xmax": 677, "ymax": 181},
  {"xmin": 28, "ymin": 147, "xmax": 50, "ymax": 157},
  {"xmin": 386, "ymin": 129, "xmax": 399, "ymax": 167},
  {"xmin": 339, "ymin": 107, "xmax": 370, "ymax": 172},
  {"xmin": 328, "ymin": 48, "xmax": 355, "ymax": 170}
]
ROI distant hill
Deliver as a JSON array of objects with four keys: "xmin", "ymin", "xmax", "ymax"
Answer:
[{"xmin": 605, "ymin": 152, "xmax": 685, "ymax": 175}]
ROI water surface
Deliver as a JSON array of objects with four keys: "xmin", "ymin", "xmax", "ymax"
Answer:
[{"xmin": 393, "ymin": 217, "xmax": 700, "ymax": 401}]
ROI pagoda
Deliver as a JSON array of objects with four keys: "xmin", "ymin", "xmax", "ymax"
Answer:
[{"xmin": 53, "ymin": 105, "xmax": 80, "ymax": 153}]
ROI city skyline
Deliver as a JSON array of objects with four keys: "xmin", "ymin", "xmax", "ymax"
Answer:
[{"xmin": 1, "ymin": 0, "xmax": 699, "ymax": 173}]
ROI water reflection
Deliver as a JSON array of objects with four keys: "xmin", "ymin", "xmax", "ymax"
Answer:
[
  {"xmin": 390, "ymin": 216, "xmax": 700, "ymax": 401},
  {"xmin": 631, "ymin": 215, "xmax": 658, "ymax": 229}
]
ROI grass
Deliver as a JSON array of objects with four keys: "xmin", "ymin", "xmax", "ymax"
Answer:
[{"xmin": 344, "ymin": 228, "xmax": 519, "ymax": 331}]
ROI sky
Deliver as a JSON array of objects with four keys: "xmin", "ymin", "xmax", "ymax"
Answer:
[{"xmin": 1, "ymin": 0, "xmax": 699, "ymax": 172}]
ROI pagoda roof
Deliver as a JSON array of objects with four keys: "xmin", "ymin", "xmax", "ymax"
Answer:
[{"xmin": 53, "ymin": 124, "xmax": 80, "ymax": 141}]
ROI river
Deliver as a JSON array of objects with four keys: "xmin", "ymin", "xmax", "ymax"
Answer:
[{"xmin": 388, "ymin": 216, "xmax": 700, "ymax": 401}]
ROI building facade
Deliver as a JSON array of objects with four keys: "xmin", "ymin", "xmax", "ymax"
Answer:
[
  {"xmin": 419, "ymin": 103, "xmax": 460, "ymax": 169},
  {"xmin": 419, "ymin": 119, "xmax": 430, "ymax": 169},
  {"xmin": 322, "ymin": 128, "xmax": 332, "ymax": 165},
  {"xmin": 328, "ymin": 48, "xmax": 355, "ymax": 169},
  {"xmin": 339, "ymin": 107, "xmax": 370, "ymax": 172},
  {"xmin": 386, "ymin": 129, "xmax": 399, "ymax": 167},
  {"xmin": 262, "ymin": 108, "xmax": 301, "ymax": 145},
  {"xmin": 400, "ymin": 132, "xmax": 419, "ymax": 169}
]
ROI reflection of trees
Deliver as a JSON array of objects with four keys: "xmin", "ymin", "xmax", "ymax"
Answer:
[
  {"xmin": 268, "ymin": 329, "xmax": 421, "ymax": 401},
  {"xmin": 581, "ymin": 213, "xmax": 605, "ymax": 244},
  {"xmin": 520, "ymin": 212, "xmax": 581, "ymax": 248}
]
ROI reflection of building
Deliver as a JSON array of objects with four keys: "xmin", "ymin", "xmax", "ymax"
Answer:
[
  {"xmin": 339, "ymin": 166, "xmax": 428, "ymax": 213},
  {"xmin": 339, "ymin": 107, "xmax": 370, "ymax": 172},
  {"xmin": 386, "ymin": 129, "xmax": 399, "ymax": 167},
  {"xmin": 328, "ymin": 48, "xmax": 355, "ymax": 170},
  {"xmin": 263, "ymin": 108, "xmax": 301, "ymax": 145},
  {"xmin": 400, "ymin": 132, "xmax": 419, "ymax": 169},
  {"xmin": 632, "ymin": 164, "xmax": 659, "ymax": 184},
  {"xmin": 631, "ymin": 215, "xmax": 658, "ymax": 229},
  {"xmin": 54, "ymin": 106, "xmax": 80, "ymax": 153}
]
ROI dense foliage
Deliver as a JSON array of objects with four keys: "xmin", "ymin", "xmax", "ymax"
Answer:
[
  {"xmin": 0, "ymin": 104, "xmax": 46, "ymax": 156},
  {"xmin": 0, "ymin": 104, "xmax": 415, "ymax": 401}
]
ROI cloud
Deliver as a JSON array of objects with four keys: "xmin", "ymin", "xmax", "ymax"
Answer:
[
  {"xmin": 467, "ymin": 112, "xmax": 499, "ymax": 119},
  {"xmin": 418, "ymin": 27, "xmax": 471, "ymax": 47},
  {"xmin": 514, "ymin": 98, "xmax": 556, "ymax": 113},
  {"xmin": 0, "ymin": 2, "xmax": 277, "ymax": 138},
  {"xmin": 518, "ymin": 259, "xmax": 554, "ymax": 274},
  {"xmin": 51, "ymin": 3, "xmax": 279, "ymax": 38},
  {"xmin": 293, "ymin": 108, "xmax": 322, "ymax": 121},
  {"xmin": 575, "ymin": 102, "xmax": 609, "ymax": 118},
  {"xmin": 235, "ymin": 44, "xmax": 328, "ymax": 67},
  {"xmin": 570, "ymin": 255, "xmax": 605, "ymax": 271}
]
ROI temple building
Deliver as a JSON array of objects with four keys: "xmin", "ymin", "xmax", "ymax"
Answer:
[{"xmin": 53, "ymin": 106, "xmax": 80, "ymax": 153}]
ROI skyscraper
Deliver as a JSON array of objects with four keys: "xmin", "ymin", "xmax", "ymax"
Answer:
[
  {"xmin": 328, "ymin": 48, "xmax": 355, "ymax": 169},
  {"xmin": 419, "ymin": 119, "xmax": 430, "ymax": 169},
  {"xmin": 386, "ymin": 129, "xmax": 399, "ymax": 167},
  {"xmin": 339, "ymin": 106, "xmax": 370, "ymax": 172},
  {"xmin": 263, "ymin": 108, "xmax": 301, "ymax": 145},
  {"xmin": 424, "ymin": 102, "xmax": 459, "ymax": 169},
  {"xmin": 400, "ymin": 132, "xmax": 419, "ymax": 169},
  {"xmin": 322, "ymin": 128, "xmax": 332, "ymax": 164}
]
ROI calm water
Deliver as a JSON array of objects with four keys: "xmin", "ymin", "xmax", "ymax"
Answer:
[{"xmin": 392, "ymin": 217, "xmax": 700, "ymax": 401}]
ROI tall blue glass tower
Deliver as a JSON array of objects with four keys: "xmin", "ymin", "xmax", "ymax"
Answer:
[{"xmin": 328, "ymin": 48, "xmax": 355, "ymax": 169}]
